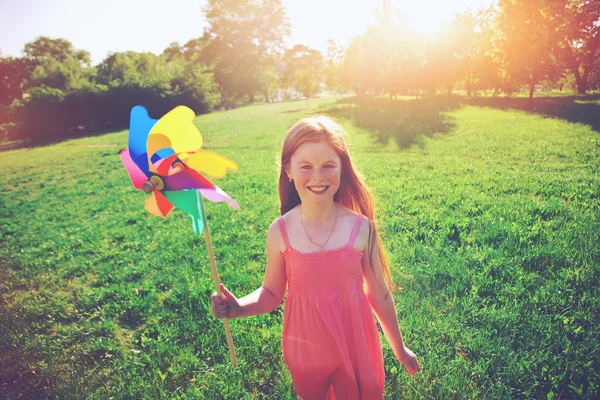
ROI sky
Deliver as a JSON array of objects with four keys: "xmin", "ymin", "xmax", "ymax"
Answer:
[{"xmin": 0, "ymin": 0, "xmax": 494, "ymax": 65}]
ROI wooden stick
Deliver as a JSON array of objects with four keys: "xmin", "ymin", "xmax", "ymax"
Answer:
[{"xmin": 201, "ymin": 198, "xmax": 238, "ymax": 366}]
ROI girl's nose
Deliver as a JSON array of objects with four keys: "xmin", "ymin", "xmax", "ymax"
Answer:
[{"xmin": 311, "ymin": 170, "xmax": 324, "ymax": 180}]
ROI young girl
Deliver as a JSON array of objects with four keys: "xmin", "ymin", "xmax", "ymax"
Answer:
[{"xmin": 211, "ymin": 115, "xmax": 419, "ymax": 399}]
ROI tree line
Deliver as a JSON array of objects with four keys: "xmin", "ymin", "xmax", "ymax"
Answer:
[{"xmin": 1, "ymin": 0, "xmax": 599, "ymax": 142}]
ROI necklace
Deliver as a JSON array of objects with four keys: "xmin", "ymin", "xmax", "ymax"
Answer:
[{"xmin": 299, "ymin": 203, "xmax": 338, "ymax": 252}]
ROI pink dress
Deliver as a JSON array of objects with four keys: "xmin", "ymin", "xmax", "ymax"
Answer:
[{"xmin": 278, "ymin": 215, "xmax": 385, "ymax": 400}]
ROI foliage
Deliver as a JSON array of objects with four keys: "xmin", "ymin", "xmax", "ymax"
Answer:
[
  {"xmin": 553, "ymin": 0, "xmax": 600, "ymax": 94},
  {"xmin": 496, "ymin": 0, "xmax": 563, "ymax": 103},
  {"xmin": 2, "ymin": 0, "xmax": 600, "ymax": 144},
  {"xmin": 201, "ymin": 0, "xmax": 290, "ymax": 103},
  {"xmin": 342, "ymin": 36, "xmax": 372, "ymax": 95},
  {"xmin": 283, "ymin": 45, "xmax": 324, "ymax": 100},
  {"xmin": 0, "ymin": 56, "xmax": 29, "ymax": 106},
  {"xmin": 324, "ymin": 39, "xmax": 345, "ymax": 94},
  {"xmin": 23, "ymin": 36, "xmax": 96, "ymax": 93}
]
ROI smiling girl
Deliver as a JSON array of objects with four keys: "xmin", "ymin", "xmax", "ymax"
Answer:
[{"xmin": 211, "ymin": 115, "xmax": 419, "ymax": 399}]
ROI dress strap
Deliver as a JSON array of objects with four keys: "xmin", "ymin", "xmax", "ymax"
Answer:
[
  {"xmin": 348, "ymin": 214, "xmax": 367, "ymax": 246},
  {"xmin": 277, "ymin": 217, "xmax": 291, "ymax": 250}
]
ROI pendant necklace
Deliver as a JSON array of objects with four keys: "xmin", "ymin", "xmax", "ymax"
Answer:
[{"xmin": 300, "ymin": 203, "xmax": 338, "ymax": 252}]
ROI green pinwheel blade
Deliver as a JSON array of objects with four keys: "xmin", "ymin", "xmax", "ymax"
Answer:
[{"xmin": 163, "ymin": 190, "xmax": 205, "ymax": 234}]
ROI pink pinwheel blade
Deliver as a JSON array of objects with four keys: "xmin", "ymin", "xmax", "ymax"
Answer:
[
  {"xmin": 200, "ymin": 186, "xmax": 240, "ymax": 210},
  {"xmin": 163, "ymin": 168, "xmax": 216, "ymax": 191},
  {"xmin": 120, "ymin": 149, "xmax": 149, "ymax": 189}
]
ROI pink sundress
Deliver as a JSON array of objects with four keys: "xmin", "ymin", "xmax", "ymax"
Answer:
[{"xmin": 278, "ymin": 214, "xmax": 385, "ymax": 400}]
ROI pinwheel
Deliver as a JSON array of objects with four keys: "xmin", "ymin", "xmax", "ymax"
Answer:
[{"xmin": 120, "ymin": 105, "xmax": 239, "ymax": 365}]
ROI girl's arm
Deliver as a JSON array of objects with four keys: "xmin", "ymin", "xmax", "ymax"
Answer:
[
  {"xmin": 360, "ymin": 221, "xmax": 419, "ymax": 375},
  {"xmin": 211, "ymin": 220, "xmax": 287, "ymax": 319}
]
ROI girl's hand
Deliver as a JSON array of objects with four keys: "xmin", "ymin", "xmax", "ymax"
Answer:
[
  {"xmin": 211, "ymin": 283, "xmax": 241, "ymax": 319},
  {"xmin": 397, "ymin": 346, "xmax": 419, "ymax": 376}
]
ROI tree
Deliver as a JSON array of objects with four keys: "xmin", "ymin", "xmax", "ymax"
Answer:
[
  {"xmin": 426, "ymin": 9, "xmax": 481, "ymax": 97},
  {"xmin": 554, "ymin": 0, "xmax": 600, "ymax": 94},
  {"xmin": 96, "ymin": 51, "xmax": 171, "ymax": 89},
  {"xmin": 497, "ymin": 0, "xmax": 562, "ymax": 104},
  {"xmin": 22, "ymin": 36, "xmax": 96, "ymax": 93},
  {"xmin": 170, "ymin": 61, "xmax": 221, "ymax": 113},
  {"xmin": 0, "ymin": 56, "xmax": 28, "ymax": 106},
  {"xmin": 162, "ymin": 42, "xmax": 184, "ymax": 62},
  {"xmin": 367, "ymin": 1, "xmax": 426, "ymax": 99},
  {"xmin": 342, "ymin": 36, "xmax": 373, "ymax": 95},
  {"xmin": 325, "ymin": 39, "xmax": 345, "ymax": 95},
  {"xmin": 202, "ymin": 0, "xmax": 290, "ymax": 103},
  {"xmin": 283, "ymin": 45, "xmax": 324, "ymax": 103},
  {"xmin": 181, "ymin": 37, "xmax": 211, "ymax": 63},
  {"xmin": 470, "ymin": 5, "xmax": 504, "ymax": 96},
  {"xmin": 342, "ymin": 1, "xmax": 425, "ymax": 99}
]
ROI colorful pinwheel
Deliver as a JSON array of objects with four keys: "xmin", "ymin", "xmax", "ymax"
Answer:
[{"xmin": 120, "ymin": 105, "xmax": 239, "ymax": 365}]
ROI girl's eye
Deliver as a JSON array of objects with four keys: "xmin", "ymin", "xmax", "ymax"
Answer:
[
  {"xmin": 301, "ymin": 165, "xmax": 311, "ymax": 170},
  {"xmin": 324, "ymin": 165, "xmax": 335, "ymax": 169}
]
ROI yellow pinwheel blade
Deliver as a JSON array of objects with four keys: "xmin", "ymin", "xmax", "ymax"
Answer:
[
  {"xmin": 147, "ymin": 106, "xmax": 202, "ymax": 170},
  {"xmin": 186, "ymin": 149, "xmax": 238, "ymax": 178}
]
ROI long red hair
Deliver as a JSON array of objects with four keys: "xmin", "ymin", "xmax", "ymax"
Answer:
[{"xmin": 278, "ymin": 115, "xmax": 398, "ymax": 291}]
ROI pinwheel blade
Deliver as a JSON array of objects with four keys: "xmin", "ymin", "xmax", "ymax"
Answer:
[
  {"xmin": 199, "ymin": 186, "xmax": 240, "ymax": 210},
  {"xmin": 129, "ymin": 106, "xmax": 158, "ymax": 174},
  {"xmin": 154, "ymin": 152, "xmax": 182, "ymax": 176},
  {"xmin": 145, "ymin": 190, "xmax": 174, "ymax": 217},
  {"xmin": 147, "ymin": 106, "xmax": 202, "ymax": 170},
  {"xmin": 186, "ymin": 149, "xmax": 238, "ymax": 178},
  {"xmin": 163, "ymin": 190, "xmax": 205, "ymax": 234},
  {"xmin": 120, "ymin": 149, "xmax": 149, "ymax": 189},
  {"xmin": 163, "ymin": 168, "xmax": 216, "ymax": 191},
  {"xmin": 151, "ymin": 148, "xmax": 175, "ymax": 165}
]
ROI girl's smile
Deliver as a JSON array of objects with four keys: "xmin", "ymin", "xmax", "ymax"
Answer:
[
  {"xmin": 307, "ymin": 185, "xmax": 329, "ymax": 194},
  {"xmin": 286, "ymin": 140, "xmax": 341, "ymax": 204}
]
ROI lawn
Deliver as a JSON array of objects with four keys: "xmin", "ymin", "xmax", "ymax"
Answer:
[{"xmin": 1, "ymin": 94, "xmax": 599, "ymax": 399}]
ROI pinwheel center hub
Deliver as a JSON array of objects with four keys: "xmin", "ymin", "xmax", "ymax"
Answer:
[{"xmin": 142, "ymin": 175, "xmax": 164, "ymax": 193}]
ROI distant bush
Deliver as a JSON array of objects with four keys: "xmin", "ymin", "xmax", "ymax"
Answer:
[{"xmin": 11, "ymin": 75, "xmax": 221, "ymax": 143}]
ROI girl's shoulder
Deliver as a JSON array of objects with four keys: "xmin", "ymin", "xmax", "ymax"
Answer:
[
  {"xmin": 345, "ymin": 209, "xmax": 373, "ymax": 253},
  {"xmin": 341, "ymin": 207, "xmax": 371, "ymax": 226},
  {"xmin": 267, "ymin": 213, "xmax": 290, "ymax": 254},
  {"xmin": 280, "ymin": 206, "xmax": 298, "ymax": 226},
  {"xmin": 332, "ymin": 206, "xmax": 372, "ymax": 252}
]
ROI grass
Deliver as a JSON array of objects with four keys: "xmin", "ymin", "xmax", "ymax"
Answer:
[{"xmin": 1, "ymin": 94, "xmax": 599, "ymax": 399}]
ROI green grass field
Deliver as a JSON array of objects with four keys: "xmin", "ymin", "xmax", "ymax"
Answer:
[{"xmin": 1, "ymin": 95, "xmax": 599, "ymax": 399}]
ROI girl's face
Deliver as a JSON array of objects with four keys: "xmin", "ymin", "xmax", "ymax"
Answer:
[{"xmin": 286, "ymin": 140, "xmax": 341, "ymax": 206}]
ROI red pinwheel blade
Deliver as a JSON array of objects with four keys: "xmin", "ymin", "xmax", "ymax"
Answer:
[
  {"xmin": 120, "ymin": 149, "xmax": 149, "ymax": 189},
  {"xmin": 155, "ymin": 152, "xmax": 182, "ymax": 176},
  {"xmin": 145, "ymin": 190, "xmax": 174, "ymax": 217}
]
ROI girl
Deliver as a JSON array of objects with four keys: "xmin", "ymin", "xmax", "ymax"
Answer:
[{"xmin": 211, "ymin": 115, "xmax": 419, "ymax": 399}]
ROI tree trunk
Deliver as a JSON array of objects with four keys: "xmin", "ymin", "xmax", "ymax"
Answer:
[
  {"xmin": 447, "ymin": 83, "xmax": 453, "ymax": 96},
  {"xmin": 581, "ymin": 66, "xmax": 590, "ymax": 95},
  {"xmin": 573, "ymin": 67, "xmax": 586, "ymax": 95},
  {"xmin": 389, "ymin": 91, "xmax": 393, "ymax": 104},
  {"xmin": 528, "ymin": 82, "xmax": 535, "ymax": 106},
  {"xmin": 249, "ymin": 93, "xmax": 255, "ymax": 103},
  {"xmin": 264, "ymin": 90, "xmax": 270, "ymax": 103}
]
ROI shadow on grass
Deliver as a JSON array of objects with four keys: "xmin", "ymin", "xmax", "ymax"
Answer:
[
  {"xmin": 464, "ymin": 94, "xmax": 600, "ymax": 132},
  {"xmin": 321, "ymin": 93, "xmax": 600, "ymax": 150},
  {"xmin": 0, "ymin": 124, "xmax": 127, "ymax": 152},
  {"xmin": 323, "ymin": 96, "xmax": 461, "ymax": 149}
]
